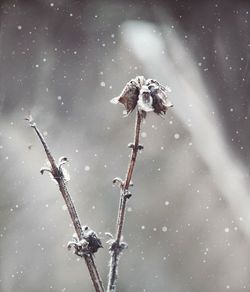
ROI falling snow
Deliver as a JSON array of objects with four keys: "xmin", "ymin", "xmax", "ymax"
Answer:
[
  {"xmin": 174, "ymin": 133, "xmax": 180, "ymax": 139},
  {"xmin": 84, "ymin": 165, "xmax": 90, "ymax": 171},
  {"xmin": 0, "ymin": 1, "xmax": 249, "ymax": 292},
  {"xmin": 162, "ymin": 226, "xmax": 168, "ymax": 232}
]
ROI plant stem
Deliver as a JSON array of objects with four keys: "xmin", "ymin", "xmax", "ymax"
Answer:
[
  {"xmin": 29, "ymin": 121, "xmax": 104, "ymax": 292},
  {"xmin": 107, "ymin": 110, "xmax": 142, "ymax": 292}
]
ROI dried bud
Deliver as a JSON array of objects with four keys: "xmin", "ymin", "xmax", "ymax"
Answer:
[
  {"xmin": 58, "ymin": 156, "xmax": 69, "ymax": 165},
  {"xmin": 124, "ymin": 190, "xmax": 132, "ymax": 199},
  {"xmin": 112, "ymin": 177, "xmax": 123, "ymax": 188},
  {"xmin": 40, "ymin": 167, "xmax": 52, "ymax": 175},
  {"xmin": 82, "ymin": 226, "xmax": 103, "ymax": 254},
  {"xmin": 111, "ymin": 76, "xmax": 172, "ymax": 118}
]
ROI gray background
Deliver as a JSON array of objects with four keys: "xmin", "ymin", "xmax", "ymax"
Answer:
[{"xmin": 0, "ymin": 0, "xmax": 250, "ymax": 291}]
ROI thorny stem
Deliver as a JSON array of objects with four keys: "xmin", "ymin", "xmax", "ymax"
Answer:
[
  {"xmin": 28, "ymin": 121, "xmax": 104, "ymax": 292},
  {"xmin": 107, "ymin": 110, "xmax": 142, "ymax": 292}
]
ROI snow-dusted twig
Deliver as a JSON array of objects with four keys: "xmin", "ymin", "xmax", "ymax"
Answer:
[
  {"xmin": 26, "ymin": 116, "xmax": 104, "ymax": 292},
  {"xmin": 107, "ymin": 110, "xmax": 142, "ymax": 292},
  {"xmin": 108, "ymin": 76, "xmax": 172, "ymax": 291}
]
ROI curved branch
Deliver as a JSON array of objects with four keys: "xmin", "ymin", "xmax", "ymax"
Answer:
[{"xmin": 27, "ymin": 118, "xmax": 104, "ymax": 292}]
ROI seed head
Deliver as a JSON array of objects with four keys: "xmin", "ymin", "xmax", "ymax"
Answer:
[{"xmin": 111, "ymin": 76, "xmax": 173, "ymax": 118}]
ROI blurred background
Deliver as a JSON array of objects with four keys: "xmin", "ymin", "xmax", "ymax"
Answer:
[{"xmin": 0, "ymin": 0, "xmax": 250, "ymax": 291}]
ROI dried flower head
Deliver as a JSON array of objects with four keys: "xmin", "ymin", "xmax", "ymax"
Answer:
[{"xmin": 111, "ymin": 76, "xmax": 173, "ymax": 118}]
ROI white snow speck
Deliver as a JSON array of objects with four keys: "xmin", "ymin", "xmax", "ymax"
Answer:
[
  {"xmin": 141, "ymin": 132, "xmax": 147, "ymax": 138},
  {"xmin": 127, "ymin": 207, "xmax": 132, "ymax": 212},
  {"xmin": 162, "ymin": 226, "xmax": 168, "ymax": 232},
  {"xmin": 141, "ymin": 225, "xmax": 145, "ymax": 230},
  {"xmin": 84, "ymin": 165, "xmax": 90, "ymax": 171},
  {"xmin": 224, "ymin": 227, "xmax": 230, "ymax": 233},
  {"xmin": 174, "ymin": 133, "xmax": 180, "ymax": 139},
  {"xmin": 50, "ymin": 3, "xmax": 54, "ymax": 7},
  {"xmin": 100, "ymin": 81, "xmax": 105, "ymax": 87},
  {"xmin": 17, "ymin": 25, "xmax": 22, "ymax": 30},
  {"xmin": 57, "ymin": 96, "xmax": 62, "ymax": 100},
  {"xmin": 164, "ymin": 201, "xmax": 170, "ymax": 206},
  {"xmin": 35, "ymin": 64, "xmax": 39, "ymax": 68},
  {"xmin": 62, "ymin": 205, "xmax": 67, "ymax": 211}
]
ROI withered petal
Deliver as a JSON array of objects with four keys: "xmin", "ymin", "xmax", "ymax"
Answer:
[
  {"xmin": 146, "ymin": 79, "xmax": 172, "ymax": 116},
  {"xmin": 151, "ymin": 94, "xmax": 167, "ymax": 115},
  {"xmin": 134, "ymin": 76, "xmax": 146, "ymax": 87},
  {"xmin": 111, "ymin": 80, "xmax": 139, "ymax": 114}
]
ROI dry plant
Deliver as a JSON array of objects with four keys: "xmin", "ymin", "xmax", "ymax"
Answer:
[{"xmin": 26, "ymin": 76, "xmax": 172, "ymax": 292}]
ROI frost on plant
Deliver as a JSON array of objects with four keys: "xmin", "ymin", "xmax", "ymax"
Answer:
[
  {"xmin": 26, "ymin": 76, "xmax": 173, "ymax": 292},
  {"xmin": 68, "ymin": 226, "xmax": 103, "ymax": 257},
  {"xmin": 110, "ymin": 76, "xmax": 173, "ymax": 118},
  {"xmin": 107, "ymin": 76, "xmax": 173, "ymax": 292}
]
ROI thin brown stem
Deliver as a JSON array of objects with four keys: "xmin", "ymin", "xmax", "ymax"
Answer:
[
  {"xmin": 27, "ymin": 120, "xmax": 104, "ymax": 292},
  {"xmin": 107, "ymin": 110, "xmax": 142, "ymax": 292}
]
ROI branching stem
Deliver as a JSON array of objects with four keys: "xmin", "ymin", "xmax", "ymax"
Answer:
[
  {"xmin": 107, "ymin": 110, "xmax": 142, "ymax": 292},
  {"xmin": 28, "ymin": 120, "xmax": 104, "ymax": 292}
]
